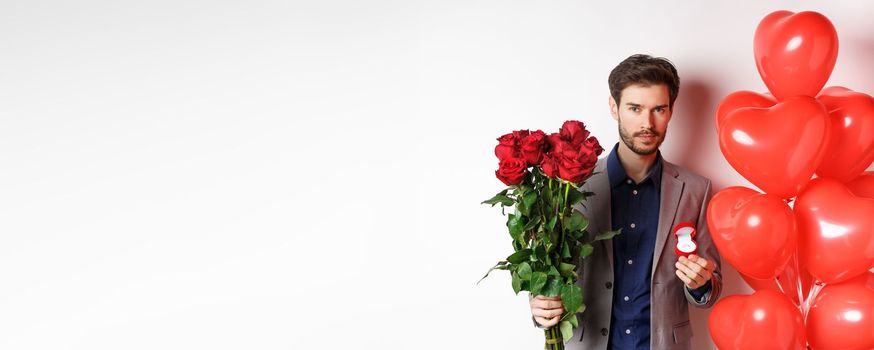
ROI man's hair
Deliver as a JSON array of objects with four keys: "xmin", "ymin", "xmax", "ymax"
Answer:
[{"xmin": 608, "ymin": 54, "xmax": 680, "ymax": 108}]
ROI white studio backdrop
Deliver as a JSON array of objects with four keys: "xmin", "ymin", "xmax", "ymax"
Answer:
[{"xmin": 1, "ymin": 1, "xmax": 873, "ymax": 349}]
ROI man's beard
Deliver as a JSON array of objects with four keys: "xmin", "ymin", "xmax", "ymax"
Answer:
[{"xmin": 618, "ymin": 122, "xmax": 663, "ymax": 156}]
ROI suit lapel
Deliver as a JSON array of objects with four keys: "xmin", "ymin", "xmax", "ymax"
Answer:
[
  {"xmin": 651, "ymin": 161, "xmax": 684, "ymax": 279},
  {"xmin": 587, "ymin": 159, "xmax": 613, "ymax": 271}
]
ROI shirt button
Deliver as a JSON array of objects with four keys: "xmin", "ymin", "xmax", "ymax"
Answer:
[
  {"xmin": 632, "ymin": 189, "xmax": 638, "ymax": 195},
  {"xmin": 626, "ymin": 179, "xmax": 632, "ymax": 184},
  {"xmin": 627, "ymin": 259, "xmax": 634, "ymax": 265},
  {"xmin": 625, "ymin": 329, "xmax": 631, "ymax": 335},
  {"xmin": 601, "ymin": 328, "xmax": 609, "ymax": 336},
  {"xmin": 630, "ymin": 223, "xmax": 636, "ymax": 229},
  {"xmin": 623, "ymin": 296, "xmax": 630, "ymax": 301}
]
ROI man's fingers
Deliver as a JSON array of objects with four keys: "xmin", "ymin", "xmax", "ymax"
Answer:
[
  {"xmin": 675, "ymin": 263, "xmax": 705, "ymax": 286},
  {"xmin": 689, "ymin": 255, "xmax": 716, "ymax": 272},
  {"xmin": 535, "ymin": 316, "xmax": 560, "ymax": 328},
  {"xmin": 534, "ymin": 295, "xmax": 562, "ymax": 301},
  {"xmin": 675, "ymin": 269, "xmax": 695, "ymax": 287},
  {"xmin": 676, "ymin": 261, "xmax": 707, "ymax": 281},
  {"xmin": 532, "ymin": 307, "xmax": 564, "ymax": 319}
]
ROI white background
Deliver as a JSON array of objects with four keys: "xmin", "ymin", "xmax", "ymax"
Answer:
[{"xmin": 2, "ymin": 1, "xmax": 873, "ymax": 349}]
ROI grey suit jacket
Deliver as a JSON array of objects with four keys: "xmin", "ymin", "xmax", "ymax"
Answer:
[{"xmin": 567, "ymin": 157, "xmax": 722, "ymax": 350}]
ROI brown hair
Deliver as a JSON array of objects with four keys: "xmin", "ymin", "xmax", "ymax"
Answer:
[{"xmin": 608, "ymin": 54, "xmax": 680, "ymax": 107}]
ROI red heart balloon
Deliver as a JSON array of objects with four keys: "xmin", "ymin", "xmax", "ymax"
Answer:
[
  {"xmin": 806, "ymin": 282, "xmax": 874, "ymax": 350},
  {"xmin": 795, "ymin": 178, "xmax": 874, "ymax": 284},
  {"xmin": 841, "ymin": 270, "xmax": 874, "ymax": 289},
  {"xmin": 848, "ymin": 172, "xmax": 874, "ymax": 199},
  {"xmin": 707, "ymin": 186, "xmax": 797, "ymax": 279},
  {"xmin": 814, "ymin": 86, "xmax": 874, "ymax": 182},
  {"xmin": 709, "ymin": 290, "xmax": 807, "ymax": 350},
  {"xmin": 719, "ymin": 96, "xmax": 830, "ymax": 199},
  {"xmin": 754, "ymin": 11, "xmax": 839, "ymax": 100},
  {"xmin": 716, "ymin": 90, "xmax": 777, "ymax": 133}
]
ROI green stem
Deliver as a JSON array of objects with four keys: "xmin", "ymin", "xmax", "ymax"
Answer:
[{"xmin": 544, "ymin": 326, "xmax": 564, "ymax": 350}]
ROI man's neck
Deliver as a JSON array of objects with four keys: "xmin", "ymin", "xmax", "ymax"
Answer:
[{"xmin": 617, "ymin": 143, "xmax": 658, "ymax": 184}]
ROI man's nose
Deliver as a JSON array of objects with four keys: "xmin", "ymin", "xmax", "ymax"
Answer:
[{"xmin": 641, "ymin": 111, "xmax": 655, "ymax": 128}]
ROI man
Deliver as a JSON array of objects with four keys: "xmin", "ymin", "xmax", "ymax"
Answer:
[{"xmin": 529, "ymin": 54, "xmax": 722, "ymax": 350}]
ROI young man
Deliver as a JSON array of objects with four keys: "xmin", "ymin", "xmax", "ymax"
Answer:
[{"xmin": 529, "ymin": 54, "xmax": 722, "ymax": 350}]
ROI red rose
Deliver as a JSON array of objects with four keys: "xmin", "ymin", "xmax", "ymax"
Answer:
[
  {"xmin": 584, "ymin": 136, "xmax": 604, "ymax": 156},
  {"xmin": 495, "ymin": 133, "xmax": 519, "ymax": 160},
  {"xmin": 559, "ymin": 120, "xmax": 590, "ymax": 146},
  {"xmin": 512, "ymin": 129, "xmax": 531, "ymax": 140},
  {"xmin": 520, "ymin": 130, "xmax": 547, "ymax": 166},
  {"xmin": 557, "ymin": 145, "xmax": 598, "ymax": 184},
  {"xmin": 540, "ymin": 153, "xmax": 559, "ymax": 178},
  {"xmin": 496, "ymin": 157, "xmax": 529, "ymax": 186}
]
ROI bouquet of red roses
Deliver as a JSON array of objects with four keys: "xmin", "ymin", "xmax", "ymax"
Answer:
[{"xmin": 480, "ymin": 120, "xmax": 617, "ymax": 349}]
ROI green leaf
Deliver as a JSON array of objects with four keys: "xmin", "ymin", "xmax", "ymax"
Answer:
[
  {"xmin": 507, "ymin": 215, "xmax": 524, "ymax": 241},
  {"xmin": 476, "ymin": 260, "xmax": 509, "ymax": 285},
  {"xmin": 561, "ymin": 284, "xmax": 583, "ymax": 316},
  {"xmin": 542, "ymin": 277, "xmax": 563, "ymax": 296},
  {"xmin": 482, "ymin": 190, "xmax": 513, "ymax": 206},
  {"xmin": 546, "ymin": 215, "xmax": 558, "ymax": 232},
  {"xmin": 595, "ymin": 229, "xmax": 621, "ymax": 241},
  {"xmin": 523, "ymin": 216, "xmax": 541, "ymax": 232},
  {"xmin": 530, "ymin": 272, "xmax": 547, "ymax": 295},
  {"xmin": 559, "ymin": 262, "xmax": 576, "ymax": 276},
  {"xmin": 560, "ymin": 320, "xmax": 573, "ymax": 344},
  {"xmin": 580, "ymin": 244, "xmax": 594, "ymax": 259},
  {"xmin": 517, "ymin": 262, "xmax": 532, "ymax": 280},
  {"xmin": 561, "ymin": 242, "xmax": 571, "ymax": 258},
  {"xmin": 507, "ymin": 249, "xmax": 531, "ymax": 264},
  {"xmin": 567, "ymin": 313, "xmax": 579, "ymax": 328},
  {"xmin": 517, "ymin": 201, "xmax": 530, "ymax": 216},
  {"xmin": 533, "ymin": 245, "xmax": 547, "ymax": 263},
  {"xmin": 566, "ymin": 189, "xmax": 585, "ymax": 207},
  {"xmin": 564, "ymin": 210, "xmax": 588, "ymax": 232},
  {"xmin": 541, "ymin": 186, "xmax": 554, "ymax": 207},
  {"xmin": 547, "ymin": 266, "xmax": 560, "ymax": 276},
  {"xmin": 511, "ymin": 272, "xmax": 522, "ymax": 294},
  {"xmin": 522, "ymin": 191, "xmax": 537, "ymax": 210}
]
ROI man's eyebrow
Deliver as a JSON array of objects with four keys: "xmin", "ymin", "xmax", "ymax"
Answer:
[{"xmin": 624, "ymin": 103, "xmax": 641, "ymax": 107}]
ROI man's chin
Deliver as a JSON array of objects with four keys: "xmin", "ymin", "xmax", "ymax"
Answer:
[{"xmin": 631, "ymin": 143, "xmax": 659, "ymax": 156}]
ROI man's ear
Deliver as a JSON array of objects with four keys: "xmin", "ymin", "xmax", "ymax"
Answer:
[{"xmin": 609, "ymin": 96, "xmax": 619, "ymax": 121}]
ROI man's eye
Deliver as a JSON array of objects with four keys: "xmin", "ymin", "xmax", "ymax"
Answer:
[
  {"xmin": 630, "ymin": 107, "xmax": 640, "ymax": 112},
  {"xmin": 654, "ymin": 108, "xmax": 664, "ymax": 113}
]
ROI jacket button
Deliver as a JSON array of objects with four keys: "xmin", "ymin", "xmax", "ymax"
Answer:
[
  {"xmin": 601, "ymin": 328, "xmax": 608, "ymax": 336},
  {"xmin": 605, "ymin": 282, "xmax": 612, "ymax": 289}
]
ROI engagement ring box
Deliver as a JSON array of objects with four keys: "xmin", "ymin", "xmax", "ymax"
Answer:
[{"xmin": 674, "ymin": 222, "xmax": 697, "ymax": 258}]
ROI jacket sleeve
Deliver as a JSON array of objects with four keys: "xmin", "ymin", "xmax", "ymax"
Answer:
[{"xmin": 684, "ymin": 180, "xmax": 722, "ymax": 308}]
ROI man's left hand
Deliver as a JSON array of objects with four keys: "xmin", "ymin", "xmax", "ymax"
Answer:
[{"xmin": 675, "ymin": 254, "xmax": 715, "ymax": 289}]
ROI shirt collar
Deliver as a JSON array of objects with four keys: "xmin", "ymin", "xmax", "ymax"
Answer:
[{"xmin": 606, "ymin": 142, "xmax": 663, "ymax": 191}]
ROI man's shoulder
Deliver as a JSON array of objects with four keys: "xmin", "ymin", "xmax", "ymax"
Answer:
[{"xmin": 663, "ymin": 160, "xmax": 712, "ymax": 191}]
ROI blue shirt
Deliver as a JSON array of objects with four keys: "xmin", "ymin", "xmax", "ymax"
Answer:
[{"xmin": 605, "ymin": 144, "xmax": 709, "ymax": 350}]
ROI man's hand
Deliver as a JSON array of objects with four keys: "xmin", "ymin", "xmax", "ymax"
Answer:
[
  {"xmin": 674, "ymin": 254, "xmax": 715, "ymax": 289},
  {"xmin": 530, "ymin": 295, "xmax": 565, "ymax": 328}
]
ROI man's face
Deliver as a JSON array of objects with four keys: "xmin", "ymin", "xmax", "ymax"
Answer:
[{"xmin": 609, "ymin": 83, "xmax": 673, "ymax": 155}]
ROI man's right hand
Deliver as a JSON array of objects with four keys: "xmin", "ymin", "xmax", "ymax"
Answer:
[{"xmin": 530, "ymin": 295, "xmax": 565, "ymax": 328}]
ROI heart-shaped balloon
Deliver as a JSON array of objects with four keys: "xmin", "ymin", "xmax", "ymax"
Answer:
[
  {"xmin": 716, "ymin": 90, "xmax": 777, "ymax": 133},
  {"xmin": 814, "ymin": 86, "xmax": 874, "ymax": 182},
  {"xmin": 719, "ymin": 96, "xmax": 830, "ymax": 199},
  {"xmin": 707, "ymin": 186, "xmax": 797, "ymax": 279},
  {"xmin": 709, "ymin": 290, "xmax": 807, "ymax": 350},
  {"xmin": 806, "ymin": 282, "xmax": 874, "ymax": 350},
  {"xmin": 754, "ymin": 10, "xmax": 839, "ymax": 100},
  {"xmin": 795, "ymin": 177, "xmax": 874, "ymax": 284},
  {"xmin": 848, "ymin": 172, "xmax": 874, "ymax": 199}
]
